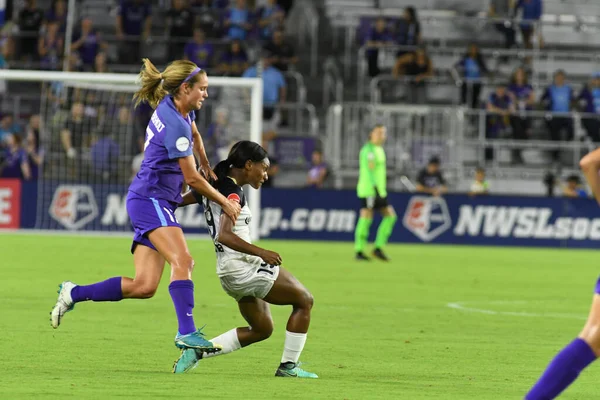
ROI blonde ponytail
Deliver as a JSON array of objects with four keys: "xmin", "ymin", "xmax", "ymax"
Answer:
[{"xmin": 133, "ymin": 58, "xmax": 206, "ymax": 109}]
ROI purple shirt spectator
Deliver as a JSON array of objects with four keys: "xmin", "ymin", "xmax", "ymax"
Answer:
[
  {"xmin": 118, "ymin": 0, "xmax": 152, "ymax": 36},
  {"xmin": 45, "ymin": 0, "xmax": 67, "ymax": 32},
  {"xmin": 184, "ymin": 29, "xmax": 214, "ymax": 69},
  {"xmin": 91, "ymin": 135, "xmax": 120, "ymax": 176},
  {"xmin": 219, "ymin": 41, "xmax": 248, "ymax": 76}
]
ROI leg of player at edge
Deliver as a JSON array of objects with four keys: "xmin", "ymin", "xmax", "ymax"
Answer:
[
  {"xmin": 50, "ymin": 226, "xmax": 220, "ymax": 353},
  {"xmin": 354, "ymin": 207, "xmax": 373, "ymax": 260},
  {"xmin": 373, "ymin": 205, "xmax": 397, "ymax": 261},
  {"xmin": 525, "ymin": 282, "xmax": 600, "ymax": 399},
  {"xmin": 174, "ymin": 268, "xmax": 317, "ymax": 378}
]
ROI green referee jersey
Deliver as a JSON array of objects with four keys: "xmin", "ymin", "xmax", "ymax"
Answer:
[{"xmin": 357, "ymin": 142, "xmax": 387, "ymax": 198}]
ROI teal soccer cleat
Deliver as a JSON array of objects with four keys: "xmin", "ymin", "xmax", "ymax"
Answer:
[
  {"xmin": 275, "ymin": 362, "xmax": 319, "ymax": 378},
  {"xmin": 173, "ymin": 348, "xmax": 200, "ymax": 374},
  {"xmin": 175, "ymin": 328, "xmax": 222, "ymax": 352}
]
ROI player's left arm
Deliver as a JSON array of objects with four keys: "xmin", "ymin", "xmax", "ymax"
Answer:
[
  {"xmin": 580, "ymin": 148, "xmax": 600, "ymax": 204},
  {"xmin": 191, "ymin": 121, "xmax": 218, "ymax": 181},
  {"xmin": 217, "ymin": 213, "xmax": 282, "ymax": 265},
  {"xmin": 179, "ymin": 190, "xmax": 198, "ymax": 207}
]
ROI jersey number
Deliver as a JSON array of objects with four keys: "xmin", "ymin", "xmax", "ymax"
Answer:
[
  {"xmin": 144, "ymin": 127, "xmax": 155, "ymax": 151},
  {"xmin": 204, "ymin": 207, "xmax": 224, "ymax": 253}
]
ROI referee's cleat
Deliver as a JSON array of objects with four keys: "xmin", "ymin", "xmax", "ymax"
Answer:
[
  {"xmin": 355, "ymin": 252, "xmax": 370, "ymax": 261},
  {"xmin": 50, "ymin": 281, "xmax": 76, "ymax": 329},
  {"xmin": 275, "ymin": 362, "xmax": 318, "ymax": 378},
  {"xmin": 372, "ymin": 248, "xmax": 390, "ymax": 261},
  {"xmin": 173, "ymin": 348, "xmax": 200, "ymax": 374},
  {"xmin": 175, "ymin": 328, "xmax": 222, "ymax": 352}
]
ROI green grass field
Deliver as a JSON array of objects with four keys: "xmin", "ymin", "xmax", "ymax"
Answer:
[{"xmin": 1, "ymin": 234, "xmax": 600, "ymax": 399}]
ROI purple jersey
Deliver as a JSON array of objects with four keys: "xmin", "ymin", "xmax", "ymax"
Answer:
[{"xmin": 128, "ymin": 96, "xmax": 195, "ymax": 204}]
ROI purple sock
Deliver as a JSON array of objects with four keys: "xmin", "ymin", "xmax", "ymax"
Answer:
[
  {"xmin": 169, "ymin": 280, "xmax": 196, "ymax": 336},
  {"xmin": 526, "ymin": 338, "xmax": 597, "ymax": 400},
  {"xmin": 71, "ymin": 277, "xmax": 123, "ymax": 303}
]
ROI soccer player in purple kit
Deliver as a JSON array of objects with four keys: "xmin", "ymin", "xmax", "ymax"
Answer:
[
  {"xmin": 50, "ymin": 59, "xmax": 241, "ymax": 359},
  {"xmin": 172, "ymin": 141, "xmax": 318, "ymax": 378},
  {"xmin": 524, "ymin": 148, "xmax": 600, "ymax": 399}
]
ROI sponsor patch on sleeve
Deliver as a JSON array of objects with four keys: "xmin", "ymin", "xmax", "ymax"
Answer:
[{"xmin": 227, "ymin": 193, "xmax": 241, "ymax": 203}]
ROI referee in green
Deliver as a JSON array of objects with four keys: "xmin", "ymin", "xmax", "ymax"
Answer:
[{"xmin": 354, "ymin": 124, "xmax": 397, "ymax": 261}]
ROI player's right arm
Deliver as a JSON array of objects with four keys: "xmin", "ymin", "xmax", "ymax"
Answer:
[
  {"xmin": 580, "ymin": 148, "xmax": 600, "ymax": 204},
  {"xmin": 217, "ymin": 214, "xmax": 282, "ymax": 266},
  {"xmin": 178, "ymin": 156, "xmax": 241, "ymax": 221},
  {"xmin": 360, "ymin": 146, "xmax": 377, "ymax": 187}
]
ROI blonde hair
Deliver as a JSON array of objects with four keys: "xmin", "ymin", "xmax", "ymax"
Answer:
[{"xmin": 133, "ymin": 58, "xmax": 207, "ymax": 109}]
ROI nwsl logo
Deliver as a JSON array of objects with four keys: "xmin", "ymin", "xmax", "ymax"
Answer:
[
  {"xmin": 49, "ymin": 185, "xmax": 99, "ymax": 230},
  {"xmin": 403, "ymin": 196, "xmax": 451, "ymax": 242}
]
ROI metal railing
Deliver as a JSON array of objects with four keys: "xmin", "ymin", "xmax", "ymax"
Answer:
[
  {"xmin": 323, "ymin": 57, "xmax": 344, "ymax": 107},
  {"xmin": 325, "ymin": 103, "xmax": 600, "ymax": 189}
]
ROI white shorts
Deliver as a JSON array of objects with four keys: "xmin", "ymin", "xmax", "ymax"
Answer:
[{"xmin": 219, "ymin": 256, "xmax": 280, "ymax": 302}]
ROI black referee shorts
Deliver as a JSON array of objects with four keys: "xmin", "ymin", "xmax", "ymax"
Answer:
[{"xmin": 359, "ymin": 195, "xmax": 389, "ymax": 210}]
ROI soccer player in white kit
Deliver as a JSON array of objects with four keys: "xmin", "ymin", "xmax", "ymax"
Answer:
[{"xmin": 174, "ymin": 141, "xmax": 318, "ymax": 378}]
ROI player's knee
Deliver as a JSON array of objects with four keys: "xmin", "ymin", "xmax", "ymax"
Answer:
[
  {"xmin": 299, "ymin": 289, "xmax": 314, "ymax": 310},
  {"xmin": 135, "ymin": 283, "xmax": 158, "ymax": 299},
  {"xmin": 257, "ymin": 320, "xmax": 274, "ymax": 341},
  {"xmin": 172, "ymin": 253, "xmax": 195, "ymax": 273}
]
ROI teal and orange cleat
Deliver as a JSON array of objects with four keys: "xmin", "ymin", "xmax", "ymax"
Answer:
[
  {"xmin": 275, "ymin": 362, "xmax": 318, "ymax": 378},
  {"xmin": 175, "ymin": 328, "xmax": 222, "ymax": 352},
  {"xmin": 172, "ymin": 348, "xmax": 200, "ymax": 374}
]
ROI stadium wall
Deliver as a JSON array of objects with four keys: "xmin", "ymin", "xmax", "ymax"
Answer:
[{"xmin": 2, "ymin": 178, "xmax": 600, "ymax": 248}]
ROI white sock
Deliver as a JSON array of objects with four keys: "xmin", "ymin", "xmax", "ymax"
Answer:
[
  {"xmin": 203, "ymin": 328, "xmax": 241, "ymax": 358},
  {"xmin": 280, "ymin": 331, "xmax": 307, "ymax": 364}
]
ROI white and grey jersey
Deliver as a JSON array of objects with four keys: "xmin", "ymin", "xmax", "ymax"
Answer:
[{"xmin": 202, "ymin": 177, "xmax": 253, "ymax": 276}]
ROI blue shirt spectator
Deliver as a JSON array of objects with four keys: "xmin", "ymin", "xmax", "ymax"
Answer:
[
  {"xmin": 542, "ymin": 71, "xmax": 575, "ymax": 113},
  {"xmin": 243, "ymin": 61, "xmax": 286, "ymax": 107},
  {"xmin": 515, "ymin": 0, "xmax": 543, "ymax": 26},
  {"xmin": 184, "ymin": 28, "xmax": 214, "ymax": 70},
  {"xmin": 578, "ymin": 73, "xmax": 600, "ymax": 114},
  {"xmin": 486, "ymin": 85, "xmax": 514, "ymax": 135},
  {"xmin": 257, "ymin": 0, "xmax": 285, "ymax": 40},
  {"xmin": 455, "ymin": 44, "xmax": 488, "ymax": 82},
  {"xmin": 117, "ymin": 0, "xmax": 152, "ymax": 36},
  {"xmin": 225, "ymin": 0, "xmax": 252, "ymax": 40}
]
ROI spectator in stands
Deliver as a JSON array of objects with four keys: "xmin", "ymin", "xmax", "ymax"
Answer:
[
  {"xmin": 116, "ymin": 0, "xmax": 152, "ymax": 65},
  {"xmin": 306, "ymin": 149, "xmax": 328, "ymax": 188},
  {"xmin": 489, "ymin": 0, "xmax": 516, "ymax": 55},
  {"xmin": 395, "ymin": 6, "xmax": 421, "ymax": 58},
  {"xmin": 468, "ymin": 167, "xmax": 490, "ymax": 196},
  {"xmin": 541, "ymin": 69, "xmax": 575, "ymax": 163},
  {"xmin": 166, "ymin": 0, "xmax": 194, "ymax": 62},
  {"xmin": 38, "ymin": 20, "xmax": 63, "ymax": 70},
  {"xmin": 0, "ymin": 115, "xmax": 19, "ymax": 143},
  {"xmin": 45, "ymin": 0, "xmax": 67, "ymax": 33},
  {"xmin": 364, "ymin": 17, "xmax": 393, "ymax": 78},
  {"xmin": 184, "ymin": 28, "xmax": 214, "ymax": 70},
  {"xmin": 17, "ymin": 0, "xmax": 44, "ymax": 62},
  {"xmin": 515, "ymin": 0, "xmax": 543, "ymax": 51},
  {"xmin": 25, "ymin": 114, "xmax": 42, "ymax": 180},
  {"xmin": 71, "ymin": 18, "xmax": 108, "ymax": 72},
  {"xmin": 577, "ymin": 72, "xmax": 600, "ymax": 143},
  {"xmin": 454, "ymin": 43, "xmax": 489, "ymax": 109},
  {"xmin": 0, "ymin": 133, "xmax": 31, "ymax": 180},
  {"xmin": 257, "ymin": 0, "xmax": 285, "ymax": 41},
  {"xmin": 393, "ymin": 47, "xmax": 433, "ymax": 105},
  {"xmin": 205, "ymin": 107, "xmax": 230, "ymax": 165},
  {"xmin": 508, "ymin": 67, "xmax": 535, "ymax": 164},
  {"xmin": 563, "ymin": 174, "xmax": 587, "ymax": 198},
  {"xmin": 91, "ymin": 128, "xmax": 120, "ymax": 182},
  {"xmin": 263, "ymin": 28, "xmax": 298, "ymax": 72},
  {"xmin": 243, "ymin": 49, "xmax": 287, "ymax": 136},
  {"xmin": 224, "ymin": 0, "xmax": 253, "ymax": 41},
  {"xmin": 218, "ymin": 39, "xmax": 249, "ymax": 76},
  {"xmin": 60, "ymin": 102, "xmax": 92, "ymax": 160},
  {"xmin": 416, "ymin": 156, "xmax": 447, "ymax": 196},
  {"xmin": 486, "ymin": 83, "xmax": 514, "ymax": 162},
  {"xmin": 191, "ymin": 0, "xmax": 221, "ymax": 38}
]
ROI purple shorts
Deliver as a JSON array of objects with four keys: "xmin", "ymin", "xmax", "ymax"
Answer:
[{"xmin": 126, "ymin": 191, "xmax": 181, "ymax": 254}]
